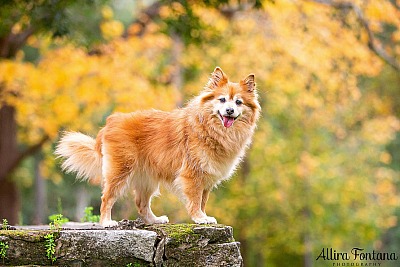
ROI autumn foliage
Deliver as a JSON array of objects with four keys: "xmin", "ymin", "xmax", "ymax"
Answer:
[{"xmin": 0, "ymin": 0, "xmax": 400, "ymax": 266}]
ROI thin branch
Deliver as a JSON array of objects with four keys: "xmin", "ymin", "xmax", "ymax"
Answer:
[
  {"xmin": 7, "ymin": 135, "xmax": 50, "ymax": 177},
  {"xmin": 310, "ymin": 0, "xmax": 400, "ymax": 72},
  {"xmin": 0, "ymin": 26, "xmax": 35, "ymax": 58},
  {"xmin": 351, "ymin": 4, "xmax": 400, "ymax": 71}
]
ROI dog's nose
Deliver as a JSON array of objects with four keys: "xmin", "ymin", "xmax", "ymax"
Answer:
[{"xmin": 226, "ymin": 107, "xmax": 234, "ymax": 115}]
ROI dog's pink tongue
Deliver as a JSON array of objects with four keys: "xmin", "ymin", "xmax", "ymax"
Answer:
[{"xmin": 223, "ymin": 116, "xmax": 235, "ymax": 128}]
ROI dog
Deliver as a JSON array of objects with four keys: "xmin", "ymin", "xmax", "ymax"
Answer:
[{"xmin": 55, "ymin": 67, "xmax": 260, "ymax": 227}]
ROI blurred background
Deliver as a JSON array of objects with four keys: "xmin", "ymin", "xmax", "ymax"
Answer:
[{"xmin": 0, "ymin": 0, "xmax": 399, "ymax": 266}]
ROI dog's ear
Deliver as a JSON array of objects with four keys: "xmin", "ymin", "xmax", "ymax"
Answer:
[
  {"xmin": 241, "ymin": 74, "xmax": 255, "ymax": 92},
  {"xmin": 206, "ymin": 67, "xmax": 228, "ymax": 89}
]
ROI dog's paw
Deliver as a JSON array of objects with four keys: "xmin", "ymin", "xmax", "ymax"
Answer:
[
  {"xmin": 153, "ymin": 215, "xmax": 169, "ymax": 224},
  {"xmin": 143, "ymin": 215, "xmax": 169, "ymax": 224},
  {"xmin": 193, "ymin": 216, "xmax": 217, "ymax": 224},
  {"xmin": 101, "ymin": 219, "xmax": 118, "ymax": 228}
]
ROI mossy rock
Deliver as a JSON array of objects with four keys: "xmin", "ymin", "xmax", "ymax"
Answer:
[
  {"xmin": 145, "ymin": 224, "xmax": 242, "ymax": 267},
  {"xmin": 0, "ymin": 229, "xmax": 57, "ymax": 242},
  {"xmin": 145, "ymin": 224, "xmax": 235, "ymax": 247},
  {"xmin": 0, "ymin": 222, "xmax": 243, "ymax": 267}
]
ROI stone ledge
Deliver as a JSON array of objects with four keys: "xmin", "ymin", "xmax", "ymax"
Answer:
[{"xmin": 0, "ymin": 221, "xmax": 243, "ymax": 267}]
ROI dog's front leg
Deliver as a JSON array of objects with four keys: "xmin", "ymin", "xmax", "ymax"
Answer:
[
  {"xmin": 181, "ymin": 176, "xmax": 217, "ymax": 224},
  {"xmin": 201, "ymin": 189, "xmax": 210, "ymax": 214}
]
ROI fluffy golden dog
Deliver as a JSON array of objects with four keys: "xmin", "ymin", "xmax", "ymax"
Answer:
[{"xmin": 55, "ymin": 67, "xmax": 260, "ymax": 226}]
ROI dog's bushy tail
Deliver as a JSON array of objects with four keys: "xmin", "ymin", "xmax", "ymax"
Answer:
[{"xmin": 55, "ymin": 131, "xmax": 102, "ymax": 182}]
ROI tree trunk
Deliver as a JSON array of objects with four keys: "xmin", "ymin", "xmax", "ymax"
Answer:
[
  {"xmin": 0, "ymin": 29, "xmax": 33, "ymax": 224},
  {"xmin": 75, "ymin": 186, "xmax": 90, "ymax": 221},
  {"xmin": 0, "ymin": 105, "xmax": 20, "ymax": 224},
  {"xmin": 33, "ymin": 153, "xmax": 47, "ymax": 225},
  {"xmin": 171, "ymin": 32, "xmax": 184, "ymax": 108},
  {"xmin": 237, "ymin": 157, "xmax": 252, "ymax": 266},
  {"xmin": 0, "ymin": 105, "xmax": 18, "ymax": 179},
  {"xmin": 0, "ymin": 179, "xmax": 20, "ymax": 224}
]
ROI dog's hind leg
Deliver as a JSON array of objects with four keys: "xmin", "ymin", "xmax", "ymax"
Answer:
[
  {"xmin": 100, "ymin": 176, "xmax": 127, "ymax": 227},
  {"xmin": 133, "ymin": 177, "xmax": 169, "ymax": 224},
  {"xmin": 99, "ymin": 144, "xmax": 131, "ymax": 227}
]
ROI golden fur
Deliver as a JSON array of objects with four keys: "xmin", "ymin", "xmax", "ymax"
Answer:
[{"xmin": 55, "ymin": 67, "xmax": 260, "ymax": 226}]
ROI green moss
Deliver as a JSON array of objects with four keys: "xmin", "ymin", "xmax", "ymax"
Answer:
[
  {"xmin": 151, "ymin": 224, "xmax": 195, "ymax": 237},
  {"xmin": 0, "ymin": 230, "xmax": 58, "ymax": 242},
  {"xmin": 145, "ymin": 224, "xmax": 198, "ymax": 246},
  {"xmin": 145, "ymin": 223, "xmax": 229, "ymax": 247}
]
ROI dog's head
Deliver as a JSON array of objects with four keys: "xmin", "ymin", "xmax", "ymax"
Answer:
[{"xmin": 200, "ymin": 67, "xmax": 260, "ymax": 128}]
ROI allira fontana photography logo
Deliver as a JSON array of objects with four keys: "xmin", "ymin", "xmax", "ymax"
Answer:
[{"xmin": 316, "ymin": 247, "xmax": 398, "ymax": 266}]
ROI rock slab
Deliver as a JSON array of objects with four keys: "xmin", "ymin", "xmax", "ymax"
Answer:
[{"xmin": 0, "ymin": 222, "xmax": 243, "ymax": 267}]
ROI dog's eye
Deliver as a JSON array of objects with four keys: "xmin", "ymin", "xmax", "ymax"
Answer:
[
  {"xmin": 219, "ymin": 98, "xmax": 226, "ymax": 103},
  {"xmin": 235, "ymin": 99, "xmax": 243, "ymax": 105}
]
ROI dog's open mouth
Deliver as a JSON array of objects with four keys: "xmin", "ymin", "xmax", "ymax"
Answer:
[{"xmin": 218, "ymin": 111, "xmax": 239, "ymax": 128}]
